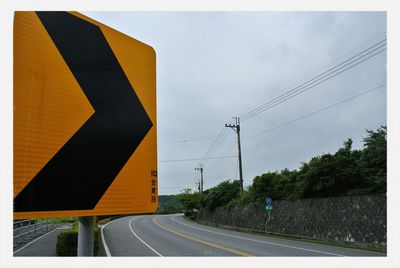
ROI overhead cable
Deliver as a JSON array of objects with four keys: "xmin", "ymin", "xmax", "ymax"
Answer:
[
  {"xmin": 239, "ymin": 39, "xmax": 387, "ymax": 121},
  {"xmin": 242, "ymin": 84, "xmax": 386, "ymax": 141}
]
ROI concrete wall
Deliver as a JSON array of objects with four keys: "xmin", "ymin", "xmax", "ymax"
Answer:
[{"xmin": 197, "ymin": 194, "xmax": 386, "ymax": 249}]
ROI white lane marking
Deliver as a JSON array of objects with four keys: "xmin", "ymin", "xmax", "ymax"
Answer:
[
  {"xmin": 128, "ymin": 216, "xmax": 163, "ymax": 257},
  {"xmin": 13, "ymin": 225, "xmax": 68, "ymax": 254},
  {"xmin": 171, "ymin": 216, "xmax": 347, "ymax": 257},
  {"xmin": 101, "ymin": 219, "xmax": 120, "ymax": 257}
]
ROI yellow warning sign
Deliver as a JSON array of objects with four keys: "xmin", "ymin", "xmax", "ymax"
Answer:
[{"xmin": 14, "ymin": 11, "xmax": 157, "ymax": 219}]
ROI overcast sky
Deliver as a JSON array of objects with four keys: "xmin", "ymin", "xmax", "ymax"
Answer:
[{"xmin": 83, "ymin": 11, "xmax": 387, "ymax": 195}]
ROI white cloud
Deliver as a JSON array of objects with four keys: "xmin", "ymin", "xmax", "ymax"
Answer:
[{"xmin": 83, "ymin": 11, "xmax": 387, "ymax": 194}]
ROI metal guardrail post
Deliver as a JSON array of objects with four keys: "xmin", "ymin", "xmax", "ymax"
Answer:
[
  {"xmin": 27, "ymin": 220, "xmax": 31, "ymax": 239},
  {"xmin": 14, "ymin": 218, "xmax": 60, "ymax": 248}
]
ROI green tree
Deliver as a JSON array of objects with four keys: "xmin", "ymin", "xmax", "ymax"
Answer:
[
  {"xmin": 298, "ymin": 154, "xmax": 336, "ymax": 198},
  {"xmin": 176, "ymin": 188, "xmax": 201, "ymax": 215},
  {"xmin": 249, "ymin": 172, "xmax": 278, "ymax": 201},
  {"xmin": 201, "ymin": 180, "xmax": 240, "ymax": 211},
  {"xmin": 272, "ymin": 168, "xmax": 300, "ymax": 200},
  {"xmin": 299, "ymin": 139, "xmax": 363, "ymax": 198},
  {"xmin": 203, "ymin": 127, "xmax": 387, "ymax": 209},
  {"xmin": 157, "ymin": 195, "xmax": 184, "ymax": 214},
  {"xmin": 359, "ymin": 126, "xmax": 387, "ymax": 193}
]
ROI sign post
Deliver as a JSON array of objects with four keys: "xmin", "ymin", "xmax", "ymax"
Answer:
[
  {"xmin": 77, "ymin": 216, "xmax": 94, "ymax": 256},
  {"xmin": 265, "ymin": 197, "xmax": 273, "ymax": 231}
]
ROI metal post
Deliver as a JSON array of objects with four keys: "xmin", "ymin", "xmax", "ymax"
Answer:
[
  {"xmin": 77, "ymin": 216, "xmax": 94, "ymax": 256},
  {"xmin": 28, "ymin": 219, "xmax": 31, "ymax": 239},
  {"xmin": 265, "ymin": 211, "xmax": 271, "ymax": 233}
]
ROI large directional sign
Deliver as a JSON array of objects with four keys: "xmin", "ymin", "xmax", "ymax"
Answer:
[{"xmin": 13, "ymin": 11, "xmax": 157, "ymax": 219}]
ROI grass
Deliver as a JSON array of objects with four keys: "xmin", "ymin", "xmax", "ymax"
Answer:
[{"xmin": 36, "ymin": 217, "xmax": 76, "ymax": 224}]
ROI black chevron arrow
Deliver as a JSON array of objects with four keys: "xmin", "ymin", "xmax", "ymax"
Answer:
[{"xmin": 14, "ymin": 12, "xmax": 153, "ymax": 212}]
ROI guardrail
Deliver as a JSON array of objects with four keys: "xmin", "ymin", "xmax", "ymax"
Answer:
[{"xmin": 13, "ymin": 219, "xmax": 55, "ymax": 249}]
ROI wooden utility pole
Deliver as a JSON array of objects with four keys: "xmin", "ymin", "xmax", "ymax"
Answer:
[
  {"xmin": 195, "ymin": 166, "xmax": 204, "ymax": 194},
  {"xmin": 225, "ymin": 117, "xmax": 244, "ymax": 196}
]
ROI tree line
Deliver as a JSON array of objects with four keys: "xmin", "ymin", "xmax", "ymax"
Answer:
[{"xmin": 176, "ymin": 126, "xmax": 386, "ymax": 213}]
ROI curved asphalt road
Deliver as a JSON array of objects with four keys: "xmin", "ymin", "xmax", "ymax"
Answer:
[{"xmin": 101, "ymin": 214, "xmax": 385, "ymax": 257}]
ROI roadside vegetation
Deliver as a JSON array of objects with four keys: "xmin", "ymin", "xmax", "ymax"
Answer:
[
  {"xmin": 156, "ymin": 195, "xmax": 184, "ymax": 214},
  {"xmin": 56, "ymin": 218, "xmax": 99, "ymax": 256},
  {"xmin": 176, "ymin": 126, "xmax": 387, "ymax": 214}
]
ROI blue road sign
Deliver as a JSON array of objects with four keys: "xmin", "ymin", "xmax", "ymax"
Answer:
[{"xmin": 265, "ymin": 197, "xmax": 273, "ymax": 211}]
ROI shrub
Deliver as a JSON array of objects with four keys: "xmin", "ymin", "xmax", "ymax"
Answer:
[
  {"xmin": 56, "ymin": 230, "xmax": 78, "ymax": 256},
  {"xmin": 56, "ymin": 224, "xmax": 99, "ymax": 256}
]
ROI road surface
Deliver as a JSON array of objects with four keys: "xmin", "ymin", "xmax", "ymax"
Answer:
[
  {"xmin": 101, "ymin": 214, "xmax": 384, "ymax": 257},
  {"xmin": 14, "ymin": 224, "xmax": 72, "ymax": 256}
]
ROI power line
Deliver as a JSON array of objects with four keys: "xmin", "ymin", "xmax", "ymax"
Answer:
[
  {"xmin": 201, "ymin": 84, "xmax": 385, "ymax": 191},
  {"xmin": 158, "ymin": 39, "xmax": 386, "ymax": 149},
  {"xmin": 158, "ymin": 186, "xmax": 186, "ymax": 189},
  {"xmin": 221, "ymin": 42, "xmax": 386, "ymax": 197},
  {"xmin": 158, "ymin": 135, "xmax": 219, "ymax": 146},
  {"xmin": 239, "ymin": 38, "xmax": 386, "ymax": 120},
  {"xmin": 305, "ymin": 31, "xmax": 386, "ymax": 79},
  {"xmin": 196, "ymin": 116, "xmax": 239, "ymax": 168},
  {"xmin": 239, "ymin": 39, "xmax": 386, "ymax": 121},
  {"xmin": 159, "ymin": 172, "xmax": 196, "ymax": 178},
  {"xmin": 245, "ymin": 32, "xmax": 386, "ymax": 114},
  {"xmin": 206, "ymin": 143, "xmax": 236, "ymax": 173},
  {"xmin": 240, "ymin": 48, "xmax": 386, "ymax": 122},
  {"xmin": 200, "ymin": 126, "xmax": 226, "ymax": 161},
  {"xmin": 203, "ymin": 129, "xmax": 230, "ymax": 167},
  {"xmin": 242, "ymin": 84, "xmax": 386, "ymax": 141},
  {"xmin": 158, "ymin": 155, "xmax": 237, "ymax": 163},
  {"xmin": 199, "ymin": 127, "xmax": 231, "ymax": 167},
  {"xmin": 240, "ymin": 43, "xmax": 386, "ymax": 121},
  {"xmin": 165, "ymin": 36, "xmax": 386, "ymax": 195}
]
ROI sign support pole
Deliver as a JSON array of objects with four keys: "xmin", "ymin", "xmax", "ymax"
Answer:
[
  {"xmin": 77, "ymin": 216, "xmax": 94, "ymax": 256},
  {"xmin": 265, "ymin": 211, "xmax": 271, "ymax": 233}
]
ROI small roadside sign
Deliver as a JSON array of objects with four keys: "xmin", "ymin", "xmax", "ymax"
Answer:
[{"xmin": 265, "ymin": 197, "xmax": 273, "ymax": 211}]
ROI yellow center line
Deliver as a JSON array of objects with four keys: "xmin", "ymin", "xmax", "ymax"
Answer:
[{"xmin": 152, "ymin": 216, "xmax": 253, "ymax": 257}]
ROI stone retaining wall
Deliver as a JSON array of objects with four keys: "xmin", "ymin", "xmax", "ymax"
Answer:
[{"xmin": 197, "ymin": 194, "xmax": 386, "ymax": 249}]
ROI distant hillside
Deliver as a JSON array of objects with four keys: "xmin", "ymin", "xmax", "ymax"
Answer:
[{"xmin": 157, "ymin": 195, "xmax": 184, "ymax": 214}]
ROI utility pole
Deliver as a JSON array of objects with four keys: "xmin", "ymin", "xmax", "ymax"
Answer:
[
  {"xmin": 195, "ymin": 166, "xmax": 203, "ymax": 194},
  {"xmin": 225, "ymin": 117, "xmax": 244, "ymax": 196}
]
